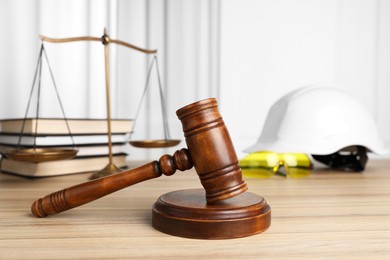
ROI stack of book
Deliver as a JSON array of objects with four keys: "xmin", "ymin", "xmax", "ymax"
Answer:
[{"xmin": 0, "ymin": 118, "xmax": 133, "ymax": 177}]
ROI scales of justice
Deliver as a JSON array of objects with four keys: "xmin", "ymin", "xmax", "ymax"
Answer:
[
  {"xmin": 4, "ymin": 29, "xmax": 180, "ymax": 180},
  {"xmin": 6, "ymin": 29, "xmax": 271, "ymax": 239}
]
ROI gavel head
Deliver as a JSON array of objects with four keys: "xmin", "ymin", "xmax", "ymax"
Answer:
[{"xmin": 176, "ymin": 98, "xmax": 248, "ymax": 203}]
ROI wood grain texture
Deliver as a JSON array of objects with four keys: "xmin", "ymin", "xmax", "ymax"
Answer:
[{"xmin": 1, "ymin": 160, "xmax": 390, "ymax": 259}]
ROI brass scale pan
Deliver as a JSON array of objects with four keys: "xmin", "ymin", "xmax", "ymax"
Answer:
[
  {"xmin": 4, "ymin": 44, "xmax": 78, "ymax": 163},
  {"xmin": 128, "ymin": 55, "xmax": 180, "ymax": 149}
]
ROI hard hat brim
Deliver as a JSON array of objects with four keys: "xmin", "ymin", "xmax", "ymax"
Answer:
[{"xmin": 243, "ymin": 136, "xmax": 388, "ymax": 155}]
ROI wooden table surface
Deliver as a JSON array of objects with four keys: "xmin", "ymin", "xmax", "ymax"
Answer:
[{"xmin": 1, "ymin": 159, "xmax": 390, "ymax": 259}]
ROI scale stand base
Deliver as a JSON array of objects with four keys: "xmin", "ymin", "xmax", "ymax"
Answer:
[
  {"xmin": 152, "ymin": 189, "xmax": 271, "ymax": 239},
  {"xmin": 89, "ymin": 162, "xmax": 121, "ymax": 180}
]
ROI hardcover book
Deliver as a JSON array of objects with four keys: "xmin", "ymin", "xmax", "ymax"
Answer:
[
  {"xmin": 0, "ymin": 153, "xmax": 128, "ymax": 177},
  {"xmin": 0, "ymin": 118, "xmax": 133, "ymax": 135}
]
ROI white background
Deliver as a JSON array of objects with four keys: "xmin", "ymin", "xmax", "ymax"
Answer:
[{"xmin": 0, "ymin": 0, "xmax": 389, "ymax": 160}]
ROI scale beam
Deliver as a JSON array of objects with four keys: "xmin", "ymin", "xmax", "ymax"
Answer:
[{"xmin": 39, "ymin": 35, "xmax": 157, "ymax": 54}]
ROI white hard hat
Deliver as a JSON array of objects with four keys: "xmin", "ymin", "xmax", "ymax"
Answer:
[{"xmin": 244, "ymin": 85, "xmax": 387, "ymax": 155}]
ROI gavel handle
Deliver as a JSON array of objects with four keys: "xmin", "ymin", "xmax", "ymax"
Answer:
[{"xmin": 31, "ymin": 149, "xmax": 193, "ymax": 217}]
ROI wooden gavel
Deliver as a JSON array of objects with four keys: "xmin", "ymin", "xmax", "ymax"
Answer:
[{"xmin": 31, "ymin": 98, "xmax": 248, "ymax": 218}]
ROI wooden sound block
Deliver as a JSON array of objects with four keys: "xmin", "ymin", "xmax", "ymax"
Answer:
[{"xmin": 152, "ymin": 189, "xmax": 271, "ymax": 239}]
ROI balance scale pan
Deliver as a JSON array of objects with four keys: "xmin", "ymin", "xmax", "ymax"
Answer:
[
  {"xmin": 129, "ymin": 139, "xmax": 181, "ymax": 148},
  {"xmin": 3, "ymin": 148, "xmax": 78, "ymax": 163}
]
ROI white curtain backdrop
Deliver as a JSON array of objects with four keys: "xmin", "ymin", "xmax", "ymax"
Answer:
[
  {"xmin": 0, "ymin": 0, "xmax": 221, "ymax": 159},
  {"xmin": 1, "ymin": 0, "xmax": 389, "ymax": 160}
]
